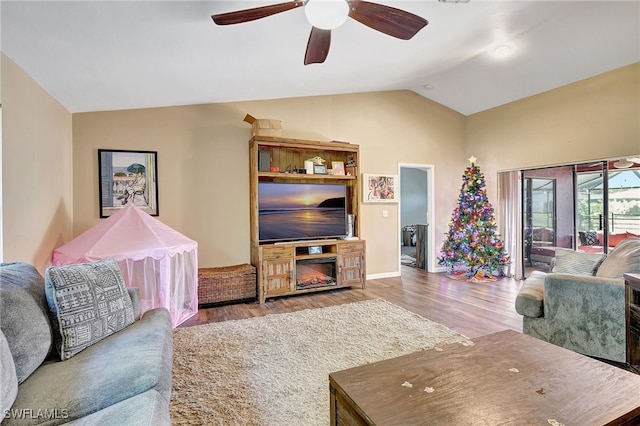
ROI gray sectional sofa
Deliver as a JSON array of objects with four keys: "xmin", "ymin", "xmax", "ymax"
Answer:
[
  {"xmin": 515, "ymin": 237, "xmax": 640, "ymax": 363},
  {"xmin": 0, "ymin": 261, "xmax": 173, "ymax": 425}
]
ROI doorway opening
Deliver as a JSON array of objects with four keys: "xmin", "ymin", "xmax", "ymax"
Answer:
[{"xmin": 398, "ymin": 163, "xmax": 435, "ymax": 273}]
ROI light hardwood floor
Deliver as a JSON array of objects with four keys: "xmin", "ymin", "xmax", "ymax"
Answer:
[{"xmin": 180, "ymin": 265, "xmax": 524, "ymax": 340}]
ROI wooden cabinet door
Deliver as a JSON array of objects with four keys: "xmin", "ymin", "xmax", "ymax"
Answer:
[
  {"xmin": 260, "ymin": 246, "xmax": 295, "ymax": 302},
  {"xmin": 337, "ymin": 242, "xmax": 366, "ymax": 288}
]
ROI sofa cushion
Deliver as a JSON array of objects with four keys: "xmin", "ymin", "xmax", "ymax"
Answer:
[
  {"xmin": 515, "ymin": 270, "xmax": 546, "ymax": 318},
  {"xmin": 6, "ymin": 308, "xmax": 173, "ymax": 426},
  {"xmin": 62, "ymin": 390, "xmax": 171, "ymax": 426},
  {"xmin": 608, "ymin": 233, "xmax": 629, "ymax": 247},
  {"xmin": 0, "ymin": 330, "xmax": 18, "ymax": 417},
  {"xmin": 552, "ymin": 248, "xmax": 606, "ymax": 275},
  {"xmin": 596, "ymin": 237, "xmax": 640, "ymax": 279},
  {"xmin": 578, "ymin": 231, "xmax": 599, "ymax": 246},
  {"xmin": 0, "ymin": 262, "xmax": 53, "ymax": 384},
  {"xmin": 45, "ymin": 259, "xmax": 135, "ymax": 360},
  {"xmin": 532, "ymin": 227, "xmax": 554, "ymax": 243}
]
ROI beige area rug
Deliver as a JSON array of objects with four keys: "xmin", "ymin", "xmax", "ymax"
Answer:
[{"xmin": 170, "ymin": 299, "xmax": 471, "ymax": 425}]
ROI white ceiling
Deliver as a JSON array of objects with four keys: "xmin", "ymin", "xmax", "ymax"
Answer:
[{"xmin": 1, "ymin": 1, "xmax": 639, "ymax": 115}]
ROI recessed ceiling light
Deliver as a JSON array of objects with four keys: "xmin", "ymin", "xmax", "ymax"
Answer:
[
  {"xmin": 491, "ymin": 44, "xmax": 514, "ymax": 59},
  {"xmin": 422, "ymin": 84, "xmax": 434, "ymax": 90}
]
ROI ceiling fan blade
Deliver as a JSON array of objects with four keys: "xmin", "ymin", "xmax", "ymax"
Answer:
[
  {"xmin": 212, "ymin": 1, "xmax": 303, "ymax": 25},
  {"xmin": 348, "ymin": 1, "xmax": 428, "ymax": 40},
  {"xmin": 304, "ymin": 27, "xmax": 331, "ymax": 65}
]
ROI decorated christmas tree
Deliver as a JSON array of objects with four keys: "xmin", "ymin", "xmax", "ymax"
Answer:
[{"xmin": 438, "ymin": 156, "xmax": 510, "ymax": 281}]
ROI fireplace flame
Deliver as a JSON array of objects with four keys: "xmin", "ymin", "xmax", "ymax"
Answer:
[{"xmin": 296, "ymin": 261, "xmax": 336, "ymax": 289}]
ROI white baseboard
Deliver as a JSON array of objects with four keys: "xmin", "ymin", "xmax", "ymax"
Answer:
[
  {"xmin": 366, "ymin": 271, "xmax": 401, "ymax": 280},
  {"xmin": 367, "ymin": 268, "xmax": 447, "ymax": 279}
]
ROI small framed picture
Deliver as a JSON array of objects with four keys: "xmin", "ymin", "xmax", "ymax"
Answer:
[
  {"xmin": 308, "ymin": 246, "xmax": 322, "ymax": 255},
  {"xmin": 332, "ymin": 161, "xmax": 345, "ymax": 176},
  {"xmin": 363, "ymin": 173, "xmax": 398, "ymax": 203},
  {"xmin": 314, "ymin": 165, "xmax": 327, "ymax": 174}
]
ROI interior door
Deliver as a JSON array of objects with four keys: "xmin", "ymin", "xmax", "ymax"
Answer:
[{"xmin": 399, "ymin": 165, "xmax": 432, "ymax": 271}]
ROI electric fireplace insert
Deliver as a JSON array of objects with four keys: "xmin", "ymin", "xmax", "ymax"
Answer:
[{"xmin": 296, "ymin": 257, "xmax": 337, "ymax": 290}]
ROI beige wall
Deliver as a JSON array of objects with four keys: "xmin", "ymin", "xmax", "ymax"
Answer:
[
  {"xmin": 467, "ymin": 63, "xmax": 640, "ymax": 203},
  {"xmin": 73, "ymin": 92, "xmax": 467, "ymax": 276},
  {"xmin": 1, "ymin": 54, "xmax": 73, "ymax": 273}
]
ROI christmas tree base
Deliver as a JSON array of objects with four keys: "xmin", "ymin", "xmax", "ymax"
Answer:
[{"xmin": 446, "ymin": 269, "xmax": 498, "ymax": 283}]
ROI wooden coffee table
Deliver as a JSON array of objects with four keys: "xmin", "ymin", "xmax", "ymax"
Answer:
[{"xmin": 329, "ymin": 329, "xmax": 640, "ymax": 425}]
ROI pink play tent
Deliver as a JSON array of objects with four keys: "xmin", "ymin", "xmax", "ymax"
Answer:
[{"xmin": 52, "ymin": 205, "xmax": 198, "ymax": 327}]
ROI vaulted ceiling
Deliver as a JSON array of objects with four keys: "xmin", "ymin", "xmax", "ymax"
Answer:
[{"xmin": 2, "ymin": 1, "xmax": 638, "ymax": 115}]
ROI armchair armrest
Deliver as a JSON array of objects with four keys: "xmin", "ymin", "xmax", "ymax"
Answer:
[
  {"xmin": 127, "ymin": 287, "xmax": 141, "ymax": 320},
  {"xmin": 544, "ymin": 273, "xmax": 624, "ymax": 308},
  {"xmin": 542, "ymin": 273, "xmax": 625, "ymax": 360},
  {"xmin": 544, "ymin": 273, "xmax": 625, "ymax": 320}
]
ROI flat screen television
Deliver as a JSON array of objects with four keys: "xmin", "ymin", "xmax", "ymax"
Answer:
[{"xmin": 258, "ymin": 182, "xmax": 347, "ymax": 242}]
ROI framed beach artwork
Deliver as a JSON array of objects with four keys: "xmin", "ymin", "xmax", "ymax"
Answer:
[
  {"xmin": 98, "ymin": 149, "xmax": 159, "ymax": 218},
  {"xmin": 363, "ymin": 174, "xmax": 398, "ymax": 203}
]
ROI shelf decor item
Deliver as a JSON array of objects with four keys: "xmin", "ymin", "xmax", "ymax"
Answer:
[
  {"xmin": 244, "ymin": 114, "xmax": 282, "ymax": 137},
  {"xmin": 345, "ymin": 214, "xmax": 359, "ymax": 240},
  {"xmin": 304, "ymin": 160, "xmax": 315, "ymax": 174},
  {"xmin": 345, "ymin": 155, "xmax": 357, "ymax": 176},
  {"xmin": 98, "ymin": 149, "xmax": 159, "ymax": 218},
  {"xmin": 314, "ymin": 165, "xmax": 327, "ymax": 174},
  {"xmin": 308, "ymin": 246, "xmax": 322, "ymax": 255},
  {"xmin": 332, "ymin": 161, "xmax": 345, "ymax": 176},
  {"xmin": 363, "ymin": 174, "xmax": 398, "ymax": 203}
]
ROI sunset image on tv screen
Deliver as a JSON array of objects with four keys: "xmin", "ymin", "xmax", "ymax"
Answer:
[{"xmin": 258, "ymin": 183, "xmax": 346, "ymax": 241}]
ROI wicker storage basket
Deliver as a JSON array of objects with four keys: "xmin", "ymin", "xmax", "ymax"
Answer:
[{"xmin": 198, "ymin": 264, "xmax": 256, "ymax": 305}]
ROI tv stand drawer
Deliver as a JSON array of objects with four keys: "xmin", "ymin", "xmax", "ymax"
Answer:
[{"xmin": 261, "ymin": 245, "xmax": 294, "ymax": 260}]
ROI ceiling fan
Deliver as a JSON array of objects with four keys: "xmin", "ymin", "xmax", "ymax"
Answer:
[
  {"xmin": 211, "ymin": 0, "xmax": 428, "ymax": 65},
  {"xmin": 613, "ymin": 157, "xmax": 640, "ymax": 169}
]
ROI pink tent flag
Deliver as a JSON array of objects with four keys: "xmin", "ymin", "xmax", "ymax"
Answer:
[{"xmin": 52, "ymin": 205, "xmax": 198, "ymax": 327}]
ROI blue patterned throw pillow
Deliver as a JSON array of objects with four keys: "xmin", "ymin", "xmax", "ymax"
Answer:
[{"xmin": 45, "ymin": 259, "xmax": 135, "ymax": 360}]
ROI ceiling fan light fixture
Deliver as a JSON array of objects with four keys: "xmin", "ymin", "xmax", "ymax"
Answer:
[
  {"xmin": 613, "ymin": 159, "xmax": 634, "ymax": 169},
  {"xmin": 304, "ymin": 0, "xmax": 349, "ymax": 30}
]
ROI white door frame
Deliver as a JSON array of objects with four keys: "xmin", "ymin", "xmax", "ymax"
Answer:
[{"xmin": 398, "ymin": 163, "xmax": 436, "ymax": 273}]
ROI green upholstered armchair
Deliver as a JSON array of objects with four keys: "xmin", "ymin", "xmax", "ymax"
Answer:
[{"xmin": 515, "ymin": 237, "xmax": 640, "ymax": 362}]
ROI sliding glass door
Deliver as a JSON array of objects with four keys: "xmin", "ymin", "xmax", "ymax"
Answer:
[
  {"xmin": 607, "ymin": 168, "xmax": 640, "ymax": 235},
  {"xmin": 522, "ymin": 166, "xmax": 574, "ymax": 276},
  {"xmin": 576, "ymin": 161, "xmax": 640, "ymax": 253},
  {"xmin": 523, "ymin": 177, "xmax": 556, "ymax": 267},
  {"xmin": 576, "ymin": 162, "xmax": 607, "ymax": 253},
  {"xmin": 499, "ymin": 156, "xmax": 639, "ymax": 279}
]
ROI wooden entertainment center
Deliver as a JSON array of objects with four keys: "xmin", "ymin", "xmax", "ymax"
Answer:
[{"xmin": 249, "ymin": 136, "xmax": 366, "ymax": 304}]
